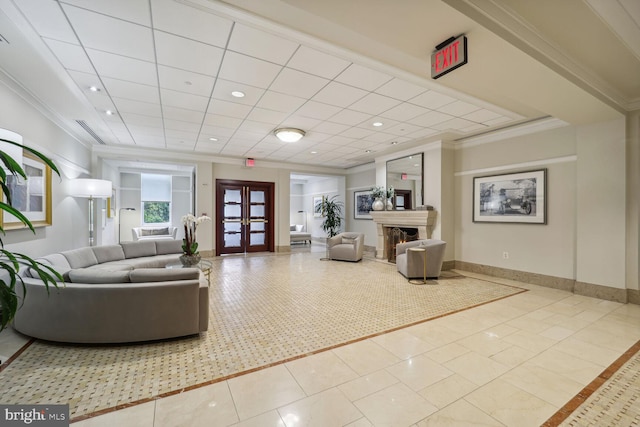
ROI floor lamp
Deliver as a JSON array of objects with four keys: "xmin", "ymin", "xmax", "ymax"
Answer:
[
  {"xmin": 69, "ymin": 178, "xmax": 113, "ymax": 246},
  {"xmin": 118, "ymin": 208, "xmax": 136, "ymax": 243}
]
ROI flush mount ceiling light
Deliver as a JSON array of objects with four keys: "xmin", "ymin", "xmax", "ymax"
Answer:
[
  {"xmin": 231, "ymin": 90, "xmax": 245, "ymax": 98},
  {"xmin": 274, "ymin": 128, "xmax": 305, "ymax": 143}
]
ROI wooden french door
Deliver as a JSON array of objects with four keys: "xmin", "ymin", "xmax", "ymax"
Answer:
[{"xmin": 215, "ymin": 179, "xmax": 274, "ymax": 255}]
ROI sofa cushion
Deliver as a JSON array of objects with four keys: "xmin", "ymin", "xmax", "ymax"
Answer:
[
  {"xmin": 290, "ymin": 224, "xmax": 296, "ymax": 231},
  {"xmin": 68, "ymin": 269, "xmax": 131, "ymax": 284},
  {"xmin": 140, "ymin": 227, "xmax": 169, "ymax": 236},
  {"xmin": 120, "ymin": 241, "xmax": 157, "ymax": 259},
  {"xmin": 92, "ymin": 245, "xmax": 126, "ymax": 264},
  {"xmin": 61, "ymin": 248, "xmax": 99, "ymax": 268},
  {"xmin": 129, "ymin": 268, "xmax": 199, "ymax": 283},
  {"xmin": 155, "ymin": 239, "xmax": 183, "ymax": 255},
  {"xmin": 28, "ymin": 254, "xmax": 71, "ymax": 281}
]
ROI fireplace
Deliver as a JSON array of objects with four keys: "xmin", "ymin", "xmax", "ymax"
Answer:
[
  {"xmin": 386, "ymin": 227, "xmax": 419, "ymax": 263},
  {"xmin": 370, "ymin": 210, "xmax": 437, "ymax": 260}
]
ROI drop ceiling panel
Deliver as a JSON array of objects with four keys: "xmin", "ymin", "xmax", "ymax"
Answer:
[
  {"xmin": 408, "ymin": 111, "xmax": 452, "ymax": 127},
  {"xmin": 61, "ymin": 0, "xmax": 152, "ymax": 25},
  {"xmin": 281, "ymin": 116, "xmax": 323, "ymax": 131},
  {"xmin": 206, "ymin": 99, "xmax": 252, "ymax": 119},
  {"xmin": 349, "ymin": 93, "xmax": 402, "ymax": 115},
  {"xmin": 295, "ymin": 101, "xmax": 342, "ymax": 120},
  {"xmin": 211, "ymin": 79, "xmax": 265, "ymax": 105},
  {"xmin": 312, "ymin": 81, "xmax": 368, "ymax": 108},
  {"xmin": 164, "ymin": 119, "xmax": 201, "ymax": 133},
  {"xmin": 437, "ymin": 100, "xmax": 481, "ymax": 116},
  {"xmin": 119, "ymin": 112, "xmax": 163, "ymax": 127},
  {"xmin": 328, "ymin": 109, "xmax": 372, "ymax": 126},
  {"xmin": 409, "ymin": 90, "xmax": 457, "ymax": 110},
  {"xmin": 203, "ymin": 114, "xmax": 243, "ymax": 129},
  {"xmin": 379, "ymin": 103, "xmax": 430, "ymax": 122},
  {"xmin": 44, "ymin": 39, "xmax": 94, "ymax": 73},
  {"xmin": 14, "ymin": 0, "xmax": 77, "ymax": 42},
  {"xmin": 218, "ymin": 51, "xmax": 282, "ymax": 89},
  {"xmin": 62, "ymin": 5, "xmax": 155, "ymax": 61},
  {"xmin": 160, "ymin": 89, "xmax": 209, "ymax": 111},
  {"xmin": 268, "ymin": 68, "xmax": 329, "ymax": 98},
  {"xmin": 376, "ymin": 78, "xmax": 428, "ymax": 101},
  {"xmin": 157, "ymin": 65, "xmax": 215, "ymax": 96},
  {"xmin": 102, "ymin": 78, "xmax": 160, "ymax": 104},
  {"xmin": 227, "ymin": 23, "xmax": 299, "ymax": 65},
  {"xmin": 87, "ymin": 49, "xmax": 158, "ymax": 86},
  {"xmin": 461, "ymin": 108, "xmax": 502, "ymax": 123},
  {"xmin": 246, "ymin": 108, "xmax": 289, "ymax": 124},
  {"xmin": 150, "ymin": 0, "xmax": 233, "ymax": 48},
  {"xmin": 256, "ymin": 91, "xmax": 307, "ymax": 113},
  {"xmin": 335, "ymin": 63, "xmax": 393, "ymax": 91},
  {"xmin": 287, "ymin": 46, "xmax": 351, "ymax": 79},
  {"xmin": 154, "ymin": 31, "xmax": 224, "ymax": 76},
  {"xmin": 162, "ymin": 106, "xmax": 205, "ymax": 124},
  {"xmin": 113, "ymin": 98, "xmax": 162, "ymax": 117},
  {"xmin": 312, "ymin": 121, "xmax": 350, "ymax": 134}
]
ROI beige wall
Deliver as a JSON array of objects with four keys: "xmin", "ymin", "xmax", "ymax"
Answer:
[
  {"xmin": 454, "ymin": 124, "xmax": 578, "ymax": 280},
  {"xmin": 627, "ymin": 111, "xmax": 640, "ymax": 291}
]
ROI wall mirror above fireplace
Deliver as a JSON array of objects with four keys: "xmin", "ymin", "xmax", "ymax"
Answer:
[{"xmin": 386, "ymin": 153, "xmax": 423, "ymax": 210}]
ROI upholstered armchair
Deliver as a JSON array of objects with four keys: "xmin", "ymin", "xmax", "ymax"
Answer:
[
  {"xmin": 327, "ymin": 232, "xmax": 364, "ymax": 262},
  {"xmin": 396, "ymin": 239, "xmax": 446, "ymax": 279}
]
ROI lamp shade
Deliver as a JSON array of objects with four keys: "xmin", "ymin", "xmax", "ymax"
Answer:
[
  {"xmin": 274, "ymin": 128, "xmax": 305, "ymax": 142},
  {"xmin": 0, "ymin": 128, "xmax": 24, "ymax": 169},
  {"xmin": 69, "ymin": 178, "xmax": 112, "ymax": 198}
]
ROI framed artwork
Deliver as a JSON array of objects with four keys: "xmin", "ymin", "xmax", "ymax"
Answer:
[
  {"xmin": 0, "ymin": 152, "xmax": 53, "ymax": 229},
  {"xmin": 107, "ymin": 187, "xmax": 116, "ymax": 218},
  {"xmin": 473, "ymin": 169, "xmax": 546, "ymax": 224},
  {"xmin": 313, "ymin": 196, "xmax": 323, "ymax": 217},
  {"xmin": 354, "ymin": 190, "xmax": 373, "ymax": 220}
]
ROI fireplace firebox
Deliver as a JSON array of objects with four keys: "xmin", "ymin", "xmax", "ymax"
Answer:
[{"xmin": 386, "ymin": 227, "xmax": 419, "ymax": 263}]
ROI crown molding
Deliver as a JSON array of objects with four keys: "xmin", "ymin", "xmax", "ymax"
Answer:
[{"xmin": 454, "ymin": 117, "xmax": 569, "ymax": 149}]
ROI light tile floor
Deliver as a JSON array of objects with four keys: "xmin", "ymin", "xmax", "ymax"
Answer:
[{"xmin": 2, "ymin": 246, "xmax": 639, "ymax": 427}]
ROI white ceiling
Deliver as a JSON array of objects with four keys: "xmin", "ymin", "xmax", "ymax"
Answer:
[
  {"xmin": 0, "ymin": 0, "xmax": 526, "ymax": 169},
  {"xmin": 0, "ymin": 0, "xmax": 637, "ymax": 170}
]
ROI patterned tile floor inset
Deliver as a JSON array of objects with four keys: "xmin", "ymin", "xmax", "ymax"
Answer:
[{"xmin": 0, "ymin": 253, "xmax": 524, "ymax": 420}]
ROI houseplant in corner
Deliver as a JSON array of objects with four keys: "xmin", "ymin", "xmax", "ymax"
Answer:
[
  {"xmin": 315, "ymin": 195, "xmax": 344, "ymax": 261},
  {"xmin": 0, "ymin": 133, "xmax": 62, "ymax": 331},
  {"xmin": 181, "ymin": 213, "xmax": 211, "ymax": 266}
]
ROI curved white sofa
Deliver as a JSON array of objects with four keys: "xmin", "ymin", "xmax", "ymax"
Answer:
[
  {"xmin": 14, "ymin": 240, "xmax": 208, "ymax": 344},
  {"xmin": 132, "ymin": 226, "xmax": 178, "ymax": 241}
]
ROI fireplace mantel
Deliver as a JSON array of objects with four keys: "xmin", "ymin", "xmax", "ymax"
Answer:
[{"xmin": 370, "ymin": 210, "xmax": 437, "ymax": 259}]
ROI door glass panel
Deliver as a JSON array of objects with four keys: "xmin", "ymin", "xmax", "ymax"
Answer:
[
  {"xmin": 224, "ymin": 222, "xmax": 241, "ymax": 233},
  {"xmin": 250, "ymin": 205, "xmax": 265, "ymax": 217},
  {"xmin": 224, "ymin": 204, "xmax": 242, "ymax": 218},
  {"xmin": 224, "ymin": 233, "xmax": 241, "ymax": 247},
  {"xmin": 225, "ymin": 189, "xmax": 241, "ymax": 203},
  {"xmin": 250, "ymin": 191, "xmax": 265, "ymax": 203},
  {"xmin": 250, "ymin": 222, "xmax": 265, "ymax": 232},
  {"xmin": 250, "ymin": 233, "xmax": 265, "ymax": 245}
]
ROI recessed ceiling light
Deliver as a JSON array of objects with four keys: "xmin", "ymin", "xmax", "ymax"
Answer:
[
  {"xmin": 372, "ymin": 122, "xmax": 383, "ymax": 127},
  {"xmin": 105, "ymin": 110, "xmax": 115, "ymax": 116},
  {"xmin": 209, "ymin": 137, "xmax": 218, "ymax": 141},
  {"xmin": 231, "ymin": 91, "xmax": 245, "ymax": 98},
  {"xmin": 310, "ymin": 151, "xmax": 317, "ymax": 154},
  {"xmin": 391, "ymin": 141, "xmax": 398, "ymax": 145},
  {"xmin": 89, "ymin": 86, "xmax": 100, "ymax": 92},
  {"xmin": 365, "ymin": 150, "xmax": 372, "ymax": 153}
]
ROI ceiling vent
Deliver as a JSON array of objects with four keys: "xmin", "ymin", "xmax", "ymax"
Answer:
[{"xmin": 76, "ymin": 120, "xmax": 106, "ymax": 145}]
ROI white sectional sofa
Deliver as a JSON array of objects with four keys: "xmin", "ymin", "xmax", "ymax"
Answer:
[{"xmin": 14, "ymin": 240, "xmax": 208, "ymax": 344}]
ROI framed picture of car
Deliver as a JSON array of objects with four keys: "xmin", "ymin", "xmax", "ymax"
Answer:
[{"xmin": 473, "ymin": 169, "xmax": 546, "ymax": 224}]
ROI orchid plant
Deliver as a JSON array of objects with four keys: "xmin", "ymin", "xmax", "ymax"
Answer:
[{"xmin": 181, "ymin": 214, "xmax": 211, "ymax": 256}]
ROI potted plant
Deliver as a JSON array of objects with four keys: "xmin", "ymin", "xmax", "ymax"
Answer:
[
  {"xmin": 0, "ymin": 134, "xmax": 62, "ymax": 331},
  {"xmin": 180, "ymin": 213, "xmax": 211, "ymax": 266},
  {"xmin": 314, "ymin": 195, "xmax": 343, "ymax": 238},
  {"xmin": 371, "ymin": 186, "xmax": 386, "ymax": 211}
]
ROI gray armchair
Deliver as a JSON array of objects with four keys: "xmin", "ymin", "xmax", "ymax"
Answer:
[
  {"xmin": 396, "ymin": 239, "xmax": 446, "ymax": 279},
  {"xmin": 327, "ymin": 232, "xmax": 364, "ymax": 262}
]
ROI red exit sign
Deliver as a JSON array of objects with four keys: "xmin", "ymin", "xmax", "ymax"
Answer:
[{"xmin": 431, "ymin": 35, "xmax": 467, "ymax": 79}]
